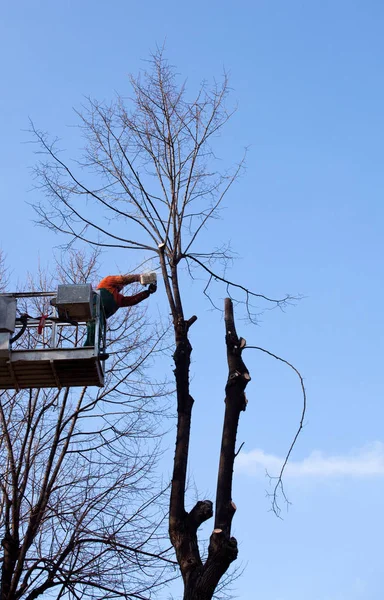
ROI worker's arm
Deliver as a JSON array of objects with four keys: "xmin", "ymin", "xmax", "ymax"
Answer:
[
  {"xmin": 120, "ymin": 274, "xmax": 141, "ymax": 285},
  {"xmin": 97, "ymin": 274, "xmax": 141, "ymax": 290},
  {"xmin": 120, "ymin": 290, "xmax": 150, "ymax": 307},
  {"xmin": 119, "ymin": 284, "xmax": 157, "ymax": 307}
]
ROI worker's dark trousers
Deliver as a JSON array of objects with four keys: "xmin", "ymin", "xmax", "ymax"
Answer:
[{"xmin": 84, "ymin": 289, "xmax": 117, "ymax": 346}]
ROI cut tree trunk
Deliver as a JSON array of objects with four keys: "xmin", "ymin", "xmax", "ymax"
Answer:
[{"xmin": 169, "ymin": 299, "xmax": 251, "ymax": 600}]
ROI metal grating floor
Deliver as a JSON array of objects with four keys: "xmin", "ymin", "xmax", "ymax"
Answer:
[{"xmin": 0, "ymin": 348, "xmax": 104, "ymax": 390}]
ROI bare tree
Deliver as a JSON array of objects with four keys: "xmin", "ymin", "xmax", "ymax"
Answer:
[
  {"xmin": 0, "ymin": 250, "xmax": 10, "ymax": 292},
  {"xmin": 0, "ymin": 249, "xmax": 175, "ymax": 600},
  {"xmin": 31, "ymin": 50, "xmax": 304, "ymax": 600}
]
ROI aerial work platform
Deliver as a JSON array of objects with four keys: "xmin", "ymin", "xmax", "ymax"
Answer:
[
  {"xmin": 0, "ymin": 348, "xmax": 104, "ymax": 390},
  {"xmin": 0, "ymin": 285, "xmax": 106, "ymax": 390}
]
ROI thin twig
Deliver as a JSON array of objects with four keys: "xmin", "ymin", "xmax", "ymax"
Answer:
[{"xmin": 245, "ymin": 346, "xmax": 307, "ymax": 517}]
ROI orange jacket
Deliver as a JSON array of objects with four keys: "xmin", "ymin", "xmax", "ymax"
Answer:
[{"xmin": 97, "ymin": 275, "xmax": 149, "ymax": 308}]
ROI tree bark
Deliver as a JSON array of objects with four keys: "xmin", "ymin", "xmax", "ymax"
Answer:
[
  {"xmin": 169, "ymin": 299, "xmax": 250, "ymax": 600},
  {"xmin": 1, "ymin": 530, "xmax": 19, "ymax": 600},
  {"xmin": 215, "ymin": 298, "xmax": 250, "ymax": 534}
]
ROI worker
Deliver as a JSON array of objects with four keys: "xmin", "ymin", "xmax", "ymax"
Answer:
[{"xmin": 84, "ymin": 274, "xmax": 157, "ymax": 347}]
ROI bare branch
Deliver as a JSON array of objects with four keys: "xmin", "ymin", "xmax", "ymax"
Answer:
[{"xmin": 245, "ymin": 345, "xmax": 307, "ymax": 517}]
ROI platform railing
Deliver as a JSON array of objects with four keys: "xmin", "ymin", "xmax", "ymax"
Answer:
[{"xmin": 1, "ymin": 290, "xmax": 106, "ymax": 357}]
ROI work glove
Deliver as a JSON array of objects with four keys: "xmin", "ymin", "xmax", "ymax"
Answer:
[{"xmin": 148, "ymin": 283, "xmax": 157, "ymax": 294}]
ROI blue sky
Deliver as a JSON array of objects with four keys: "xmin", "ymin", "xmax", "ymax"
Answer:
[{"xmin": 1, "ymin": 1, "xmax": 384, "ymax": 599}]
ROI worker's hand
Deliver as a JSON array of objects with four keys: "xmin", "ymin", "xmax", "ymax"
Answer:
[{"xmin": 148, "ymin": 283, "xmax": 157, "ymax": 294}]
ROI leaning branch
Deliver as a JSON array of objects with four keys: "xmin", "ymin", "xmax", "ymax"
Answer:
[{"xmin": 245, "ymin": 345, "xmax": 307, "ymax": 516}]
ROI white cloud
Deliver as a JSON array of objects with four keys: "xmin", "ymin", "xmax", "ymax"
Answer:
[{"xmin": 236, "ymin": 442, "xmax": 384, "ymax": 478}]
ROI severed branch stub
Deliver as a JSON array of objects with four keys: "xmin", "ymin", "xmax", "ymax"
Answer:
[{"xmin": 187, "ymin": 500, "xmax": 213, "ymax": 530}]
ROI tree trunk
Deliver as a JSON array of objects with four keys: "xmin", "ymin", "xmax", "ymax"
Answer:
[{"xmin": 169, "ymin": 300, "xmax": 250, "ymax": 600}]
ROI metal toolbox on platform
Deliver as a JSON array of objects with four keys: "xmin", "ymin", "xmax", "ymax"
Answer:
[
  {"xmin": 56, "ymin": 284, "xmax": 94, "ymax": 321},
  {"xmin": 0, "ymin": 296, "xmax": 17, "ymax": 333}
]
